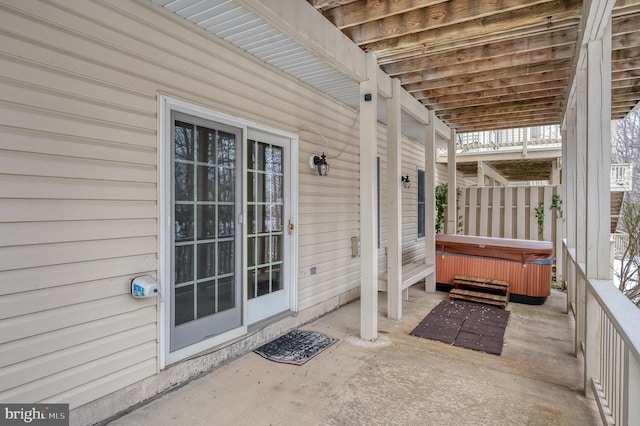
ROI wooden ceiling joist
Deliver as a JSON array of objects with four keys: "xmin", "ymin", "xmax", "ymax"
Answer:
[{"xmin": 309, "ymin": 0, "xmax": 639, "ymax": 135}]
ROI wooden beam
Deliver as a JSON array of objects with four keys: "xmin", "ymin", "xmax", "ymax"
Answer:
[
  {"xmin": 398, "ymin": 44, "xmax": 575, "ymax": 85},
  {"xmin": 418, "ymin": 81, "xmax": 568, "ymax": 106},
  {"xmin": 359, "ymin": 0, "xmax": 581, "ymax": 56},
  {"xmin": 403, "ymin": 60, "xmax": 572, "ymax": 92},
  {"xmin": 382, "ymin": 28, "xmax": 578, "ymax": 77},
  {"xmin": 439, "ymin": 99, "xmax": 564, "ymax": 120},
  {"xmin": 431, "ymin": 93, "xmax": 566, "ymax": 112},
  {"xmin": 345, "ymin": 0, "xmax": 575, "ymax": 45},
  {"xmin": 321, "ymin": 0, "xmax": 447, "ymax": 29},
  {"xmin": 307, "ymin": 0, "xmax": 357, "ymax": 9}
]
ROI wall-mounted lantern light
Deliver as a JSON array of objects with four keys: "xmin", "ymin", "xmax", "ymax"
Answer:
[
  {"xmin": 401, "ymin": 175, "xmax": 411, "ymax": 189},
  {"xmin": 312, "ymin": 153, "xmax": 329, "ymax": 176}
]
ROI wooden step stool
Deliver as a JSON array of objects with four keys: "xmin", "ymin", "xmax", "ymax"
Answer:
[{"xmin": 450, "ymin": 275, "xmax": 510, "ymax": 309}]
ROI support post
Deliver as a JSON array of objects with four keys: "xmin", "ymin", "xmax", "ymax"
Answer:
[
  {"xmin": 447, "ymin": 128, "xmax": 457, "ymax": 234},
  {"xmin": 387, "ymin": 78, "xmax": 403, "ymax": 320},
  {"xmin": 359, "ymin": 53, "xmax": 378, "ymax": 341},
  {"xmin": 477, "ymin": 160, "xmax": 485, "ymax": 186},
  {"xmin": 584, "ymin": 18, "xmax": 612, "ymax": 400},
  {"xmin": 425, "ymin": 111, "xmax": 437, "ymax": 292}
]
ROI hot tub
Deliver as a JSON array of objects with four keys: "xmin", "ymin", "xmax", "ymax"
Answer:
[{"xmin": 436, "ymin": 234, "xmax": 553, "ymax": 304}]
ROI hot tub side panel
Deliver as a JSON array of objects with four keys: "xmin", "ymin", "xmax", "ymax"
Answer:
[{"xmin": 436, "ymin": 253, "xmax": 552, "ymax": 298}]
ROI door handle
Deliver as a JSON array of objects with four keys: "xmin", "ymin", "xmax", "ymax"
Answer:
[{"xmin": 288, "ymin": 219, "xmax": 294, "ymax": 235}]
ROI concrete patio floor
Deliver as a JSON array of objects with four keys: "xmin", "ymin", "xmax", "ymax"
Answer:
[{"xmin": 108, "ymin": 288, "xmax": 600, "ymax": 426}]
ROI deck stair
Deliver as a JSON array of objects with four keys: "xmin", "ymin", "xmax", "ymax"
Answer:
[{"xmin": 450, "ymin": 275, "xmax": 510, "ymax": 309}]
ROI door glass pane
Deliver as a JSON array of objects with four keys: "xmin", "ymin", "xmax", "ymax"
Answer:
[
  {"xmin": 175, "ymin": 205, "xmax": 194, "ymax": 242},
  {"xmin": 247, "ymin": 139, "xmax": 285, "ymax": 300},
  {"xmin": 197, "ymin": 242, "xmax": 216, "ymax": 279},
  {"xmin": 175, "ymin": 285, "xmax": 194, "ymax": 325},
  {"xmin": 174, "ymin": 163, "xmax": 194, "ymax": 201},
  {"xmin": 173, "ymin": 118, "xmax": 238, "ymax": 328},
  {"xmin": 197, "ymin": 205, "xmax": 216, "ymax": 240},
  {"xmin": 197, "ymin": 166, "xmax": 216, "ymax": 201}
]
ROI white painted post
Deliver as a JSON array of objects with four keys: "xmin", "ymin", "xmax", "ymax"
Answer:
[
  {"xmin": 585, "ymin": 285, "xmax": 601, "ymax": 400},
  {"xmin": 584, "ymin": 17, "xmax": 613, "ymax": 400},
  {"xmin": 447, "ymin": 128, "xmax": 457, "ymax": 234},
  {"xmin": 575, "ymin": 66, "xmax": 587, "ymax": 360},
  {"xmin": 468, "ymin": 187, "xmax": 478, "ymax": 236},
  {"xmin": 504, "ymin": 187, "xmax": 513, "ymax": 238},
  {"xmin": 585, "ymin": 28, "xmax": 612, "ymax": 281},
  {"xmin": 477, "ymin": 160, "xmax": 485, "ymax": 186},
  {"xmin": 491, "ymin": 187, "xmax": 501, "ymax": 237},
  {"xmin": 479, "ymin": 187, "xmax": 489, "ymax": 237},
  {"xmin": 359, "ymin": 52, "xmax": 378, "ymax": 341},
  {"xmin": 543, "ymin": 186, "xmax": 553, "ymax": 242},
  {"xmin": 516, "ymin": 187, "xmax": 526, "ymax": 239},
  {"xmin": 530, "ymin": 187, "xmax": 540, "ymax": 240},
  {"xmin": 387, "ymin": 78, "xmax": 402, "ymax": 320},
  {"xmin": 425, "ymin": 111, "xmax": 436, "ymax": 292}
]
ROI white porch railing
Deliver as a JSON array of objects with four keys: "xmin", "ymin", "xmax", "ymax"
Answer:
[
  {"xmin": 612, "ymin": 232, "xmax": 629, "ymax": 258},
  {"xmin": 456, "ymin": 125, "xmax": 562, "ymax": 152},
  {"xmin": 564, "ymin": 242, "xmax": 640, "ymax": 425},
  {"xmin": 610, "ymin": 163, "xmax": 633, "ymax": 192}
]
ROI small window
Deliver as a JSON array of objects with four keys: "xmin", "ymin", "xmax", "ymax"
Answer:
[{"xmin": 417, "ymin": 169, "xmax": 425, "ymax": 238}]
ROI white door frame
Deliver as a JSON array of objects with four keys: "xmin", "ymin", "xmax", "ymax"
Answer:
[{"xmin": 158, "ymin": 95, "xmax": 298, "ymax": 368}]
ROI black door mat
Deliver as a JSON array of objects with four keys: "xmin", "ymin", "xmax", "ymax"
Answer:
[
  {"xmin": 410, "ymin": 299, "xmax": 510, "ymax": 355},
  {"xmin": 254, "ymin": 329, "xmax": 337, "ymax": 366}
]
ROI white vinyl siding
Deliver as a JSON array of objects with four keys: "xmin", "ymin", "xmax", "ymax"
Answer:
[{"xmin": 0, "ymin": 0, "xmax": 368, "ymax": 410}]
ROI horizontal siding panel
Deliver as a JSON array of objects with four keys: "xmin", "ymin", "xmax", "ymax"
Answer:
[
  {"xmin": 0, "ymin": 199, "xmax": 157, "ymax": 222},
  {"xmin": 0, "ymin": 126, "xmax": 157, "ymax": 165},
  {"xmin": 0, "ymin": 255, "xmax": 157, "ymax": 295},
  {"xmin": 49, "ymin": 359, "xmax": 157, "ymax": 410},
  {"xmin": 0, "ymin": 175, "xmax": 157, "ymax": 200},
  {"xmin": 0, "ymin": 102, "xmax": 154, "ymax": 144},
  {"xmin": 0, "ymin": 273, "xmax": 146, "ymax": 320},
  {"xmin": 0, "ymin": 77, "xmax": 156, "ymax": 129},
  {"xmin": 0, "ymin": 342, "xmax": 156, "ymax": 408},
  {"xmin": 0, "ymin": 307, "xmax": 156, "ymax": 368},
  {"xmin": 0, "ymin": 237, "xmax": 156, "ymax": 271},
  {"xmin": 0, "ymin": 150, "xmax": 156, "ymax": 183},
  {"xmin": 1, "ymin": 323, "xmax": 156, "ymax": 392},
  {"xmin": 0, "ymin": 295, "xmax": 156, "ymax": 344},
  {"xmin": 0, "ymin": 53, "xmax": 155, "ymax": 112},
  {"xmin": 0, "ymin": 219, "xmax": 157, "ymax": 247}
]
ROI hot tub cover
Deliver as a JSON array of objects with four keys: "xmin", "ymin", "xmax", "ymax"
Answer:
[{"xmin": 436, "ymin": 234, "xmax": 553, "ymax": 264}]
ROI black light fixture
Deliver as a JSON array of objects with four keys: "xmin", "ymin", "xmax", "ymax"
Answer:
[
  {"xmin": 401, "ymin": 175, "xmax": 411, "ymax": 189},
  {"xmin": 313, "ymin": 152, "xmax": 329, "ymax": 176}
]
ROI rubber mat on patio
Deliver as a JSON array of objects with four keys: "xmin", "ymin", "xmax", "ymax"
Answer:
[{"xmin": 410, "ymin": 299, "xmax": 510, "ymax": 355}]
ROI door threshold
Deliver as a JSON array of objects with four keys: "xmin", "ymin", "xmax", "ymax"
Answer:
[{"xmin": 248, "ymin": 310, "xmax": 295, "ymax": 334}]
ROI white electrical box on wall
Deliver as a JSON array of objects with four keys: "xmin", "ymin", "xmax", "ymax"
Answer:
[{"xmin": 131, "ymin": 275, "xmax": 160, "ymax": 298}]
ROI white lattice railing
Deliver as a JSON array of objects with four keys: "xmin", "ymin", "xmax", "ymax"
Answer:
[
  {"xmin": 456, "ymin": 125, "xmax": 561, "ymax": 152},
  {"xmin": 610, "ymin": 163, "xmax": 633, "ymax": 192},
  {"xmin": 565, "ymin": 243, "xmax": 640, "ymax": 425},
  {"xmin": 612, "ymin": 233, "xmax": 629, "ymax": 257}
]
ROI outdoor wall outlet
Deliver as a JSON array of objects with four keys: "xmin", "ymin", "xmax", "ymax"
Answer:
[{"xmin": 310, "ymin": 267, "xmax": 317, "ymax": 275}]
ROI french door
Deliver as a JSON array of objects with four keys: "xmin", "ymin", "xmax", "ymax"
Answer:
[
  {"xmin": 170, "ymin": 111, "xmax": 242, "ymax": 352},
  {"xmin": 162, "ymin": 98, "xmax": 297, "ymax": 364},
  {"xmin": 246, "ymin": 129, "xmax": 293, "ymax": 324}
]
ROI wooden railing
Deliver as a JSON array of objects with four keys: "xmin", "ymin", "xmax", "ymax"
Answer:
[{"xmin": 564, "ymin": 243, "xmax": 640, "ymax": 425}]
